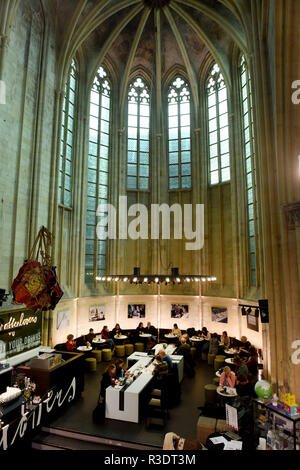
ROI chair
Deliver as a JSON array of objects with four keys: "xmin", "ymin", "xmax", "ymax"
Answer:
[
  {"xmin": 91, "ymin": 350, "xmax": 102, "ymax": 363},
  {"xmin": 190, "ymin": 346, "xmax": 197, "ymax": 359},
  {"xmin": 207, "ymin": 353, "xmax": 216, "ymax": 366},
  {"xmin": 134, "ymin": 342, "xmax": 144, "ymax": 352},
  {"xmin": 115, "ymin": 345, "xmax": 125, "ymax": 357},
  {"xmin": 214, "ymin": 355, "xmax": 225, "ymax": 371},
  {"xmin": 125, "ymin": 343, "xmax": 134, "ymax": 356},
  {"xmin": 204, "ymin": 384, "xmax": 218, "ymax": 404},
  {"xmin": 84, "ymin": 357, "xmax": 97, "ymax": 372},
  {"xmin": 213, "ymin": 377, "xmax": 220, "ymax": 385},
  {"xmin": 145, "ymin": 377, "xmax": 169, "ymax": 428},
  {"xmin": 201, "ymin": 351, "xmax": 208, "ymax": 361},
  {"xmin": 102, "ymin": 349, "xmax": 112, "ymax": 361}
]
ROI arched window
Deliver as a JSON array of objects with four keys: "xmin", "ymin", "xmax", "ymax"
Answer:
[
  {"xmin": 59, "ymin": 59, "xmax": 77, "ymax": 207},
  {"xmin": 127, "ymin": 77, "xmax": 150, "ymax": 190},
  {"xmin": 239, "ymin": 54, "xmax": 257, "ymax": 286},
  {"xmin": 168, "ymin": 76, "xmax": 192, "ymax": 190},
  {"xmin": 85, "ymin": 66, "xmax": 111, "ymax": 283},
  {"xmin": 206, "ymin": 64, "xmax": 230, "ymax": 185}
]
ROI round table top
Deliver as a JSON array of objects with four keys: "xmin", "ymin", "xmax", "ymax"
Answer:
[
  {"xmin": 225, "ymin": 357, "xmax": 234, "ymax": 364},
  {"xmin": 139, "ymin": 333, "xmax": 152, "ymax": 337},
  {"xmin": 217, "ymin": 386, "xmax": 238, "ymax": 397},
  {"xmin": 77, "ymin": 346, "xmax": 92, "ymax": 352},
  {"xmin": 224, "ymin": 348, "xmax": 237, "ymax": 355},
  {"xmin": 92, "ymin": 338, "xmax": 106, "ymax": 344},
  {"xmin": 191, "ymin": 337, "xmax": 204, "ymax": 342},
  {"xmin": 114, "ymin": 335, "xmax": 127, "ymax": 339},
  {"xmin": 165, "ymin": 334, "xmax": 178, "ymax": 338}
]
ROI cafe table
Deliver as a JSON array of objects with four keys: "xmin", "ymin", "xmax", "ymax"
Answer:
[
  {"xmin": 114, "ymin": 335, "xmax": 128, "ymax": 344},
  {"xmin": 217, "ymin": 386, "xmax": 238, "ymax": 398}
]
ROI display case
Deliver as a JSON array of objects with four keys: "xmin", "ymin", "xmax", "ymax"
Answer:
[{"xmin": 253, "ymin": 398, "xmax": 300, "ymax": 450}]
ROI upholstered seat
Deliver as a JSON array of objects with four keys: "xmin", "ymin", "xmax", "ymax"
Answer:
[
  {"xmin": 207, "ymin": 353, "xmax": 216, "ymax": 365},
  {"xmin": 102, "ymin": 349, "xmax": 112, "ymax": 361},
  {"xmin": 134, "ymin": 342, "xmax": 144, "ymax": 352},
  {"xmin": 84, "ymin": 357, "xmax": 97, "ymax": 372},
  {"xmin": 204, "ymin": 383, "xmax": 218, "ymax": 404},
  {"xmin": 91, "ymin": 350, "xmax": 102, "ymax": 363},
  {"xmin": 115, "ymin": 345, "xmax": 125, "ymax": 357},
  {"xmin": 124, "ymin": 343, "xmax": 134, "ymax": 356}
]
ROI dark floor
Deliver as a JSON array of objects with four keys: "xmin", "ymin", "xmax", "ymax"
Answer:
[{"xmin": 49, "ymin": 355, "xmax": 215, "ymax": 448}]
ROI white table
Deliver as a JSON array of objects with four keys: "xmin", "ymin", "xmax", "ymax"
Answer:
[
  {"xmin": 139, "ymin": 333, "xmax": 152, "ymax": 338},
  {"xmin": 190, "ymin": 337, "xmax": 204, "ymax": 342},
  {"xmin": 225, "ymin": 358, "xmax": 234, "ymax": 364},
  {"xmin": 77, "ymin": 346, "xmax": 92, "ymax": 352},
  {"xmin": 153, "ymin": 344, "xmax": 176, "ymax": 356},
  {"xmin": 165, "ymin": 334, "xmax": 177, "ymax": 339},
  {"xmin": 224, "ymin": 349, "xmax": 237, "ymax": 355},
  {"xmin": 217, "ymin": 386, "xmax": 237, "ymax": 397},
  {"xmin": 92, "ymin": 338, "xmax": 106, "ymax": 344},
  {"xmin": 106, "ymin": 352, "xmax": 184, "ymax": 423},
  {"xmin": 114, "ymin": 335, "xmax": 127, "ymax": 340}
]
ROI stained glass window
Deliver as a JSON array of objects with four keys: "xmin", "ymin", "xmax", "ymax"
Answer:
[
  {"xmin": 127, "ymin": 77, "xmax": 150, "ymax": 190},
  {"xmin": 206, "ymin": 64, "xmax": 230, "ymax": 185},
  {"xmin": 168, "ymin": 77, "xmax": 192, "ymax": 190},
  {"xmin": 85, "ymin": 66, "xmax": 111, "ymax": 283},
  {"xmin": 59, "ymin": 59, "xmax": 77, "ymax": 207}
]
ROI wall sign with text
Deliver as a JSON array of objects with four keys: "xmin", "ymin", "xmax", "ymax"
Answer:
[{"xmin": 0, "ymin": 308, "xmax": 42, "ymax": 360}]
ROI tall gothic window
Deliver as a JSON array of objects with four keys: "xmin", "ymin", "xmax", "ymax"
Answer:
[
  {"xmin": 127, "ymin": 77, "xmax": 150, "ymax": 190},
  {"xmin": 206, "ymin": 64, "xmax": 230, "ymax": 185},
  {"xmin": 85, "ymin": 66, "xmax": 111, "ymax": 283},
  {"xmin": 239, "ymin": 54, "xmax": 257, "ymax": 286},
  {"xmin": 59, "ymin": 59, "xmax": 77, "ymax": 207},
  {"xmin": 168, "ymin": 76, "xmax": 192, "ymax": 190}
]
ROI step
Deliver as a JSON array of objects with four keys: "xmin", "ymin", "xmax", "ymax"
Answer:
[{"xmin": 33, "ymin": 426, "xmax": 160, "ymax": 451}]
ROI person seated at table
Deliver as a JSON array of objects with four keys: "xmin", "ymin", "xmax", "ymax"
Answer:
[
  {"xmin": 219, "ymin": 331, "xmax": 230, "ymax": 351},
  {"xmin": 171, "ymin": 323, "xmax": 181, "ymax": 337},
  {"xmin": 111, "ymin": 323, "xmax": 123, "ymax": 338},
  {"xmin": 245, "ymin": 346, "xmax": 259, "ymax": 383},
  {"xmin": 101, "ymin": 326, "xmax": 114, "ymax": 350},
  {"xmin": 208, "ymin": 333, "xmax": 219, "ymax": 355},
  {"xmin": 175, "ymin": 336, "xmax": 195, "ymax": 378},
  {"xmin": 66, "ymin": 334, "xmax": 77, "ymax": 351},
  {"xmin": 144, "ymin": 321, "xmax": 158, "ymax": 343},
  {"xmin": 201, "ymin": 327, "xmax": 211, "ymax": 353},
  {"xmin": 115, "ymin": 358, "xmax": 126, "ymax": 379},
  {"xmin": 239, "ymin": 336, "xmax": 251, "ymax": 358},
  {"xmin": 236, "ymin": 374, "xmax": 255, "ymax": 397},
  {"xmin": 152, "ymin": 354, "xmax": 169, "ymax": 384},
  {"xmin": 100, "ymin": 364, "xmax": 116, "ymax": 400},
  {"xmin": 158, "ymin": 349, "xmax": 173, "ymax": 372},
  {"xmin": 182, "ymin": 332, "xmax": 191, "ymax": 345},
  {"xmin": 233, "ymin": 355, "xmax": 249, "ymax": 377},
  {"xmin": 219, "ymin": 366, "xmax": 236, "ymax": 388},
  {"xmin": 85, "ymin": 328, "xmax": 96, "ymax": 344}
]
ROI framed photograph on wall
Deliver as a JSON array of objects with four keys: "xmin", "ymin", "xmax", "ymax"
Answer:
[
  {"xmin": 211, "ymin": 307, "xmax": 228, "ymax": 323},
  {"xmin": 89, "ymin": 306, "xmax": 105, "ymax": 322},
  {"xmin": 171, "ymin": 304, "xmax": 189, "ymax": 319},
  {"xmin": 57, "ymin": 310, "xmax": 70, "ymax": 330},
  {"xmin": 128, "ymin": 304, "xmax": 146, "ymax": 318},
  {"xmin": 247, "ymin": 311, "xmax": 259, "ymax": 332}
]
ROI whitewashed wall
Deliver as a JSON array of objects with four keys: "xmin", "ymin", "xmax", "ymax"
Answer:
[{"xmin": 51, "ymin": 295, "xmax": 263, "ymax": 350}]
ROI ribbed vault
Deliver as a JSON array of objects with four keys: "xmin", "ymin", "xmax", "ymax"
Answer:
[{"xmin": 54, "ymin": 0, "xmax": 247, "ymax": 94}]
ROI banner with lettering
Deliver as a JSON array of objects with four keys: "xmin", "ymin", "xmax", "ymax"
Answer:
[{"xmin": 0, "ymin": 309, "xmax": 42, "ymax": 360}]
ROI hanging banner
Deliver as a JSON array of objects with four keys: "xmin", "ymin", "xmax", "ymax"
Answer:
[{"xmin": 0, "ymin": 308, "xmax": 42, "ymax": 360}]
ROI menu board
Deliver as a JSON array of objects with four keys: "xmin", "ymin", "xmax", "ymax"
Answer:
[{"xmin": 0, "ymin": 308, "xmax": 42, "ymax": 360}]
